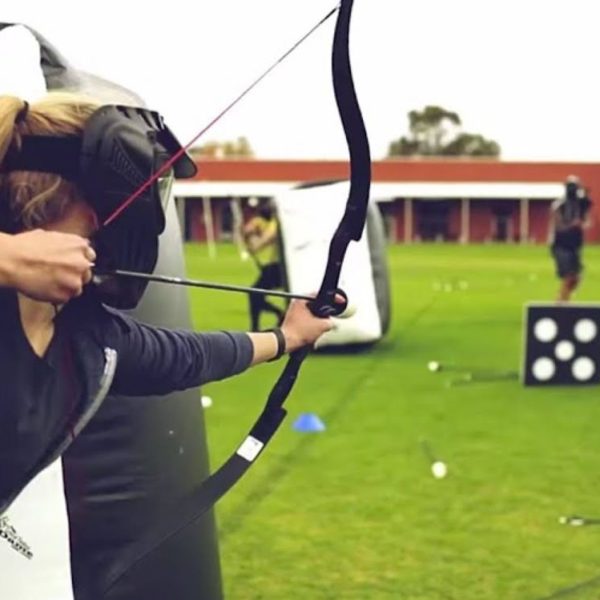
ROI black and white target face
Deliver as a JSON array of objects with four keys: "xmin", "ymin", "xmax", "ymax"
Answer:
[{"xmin": 524, "ymin": 305, "xmax": 600, "ymax": 386}]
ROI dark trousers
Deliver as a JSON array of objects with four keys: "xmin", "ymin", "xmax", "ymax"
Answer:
[
  {"xmin": 551, "ymin": 244, "xmax": 583, "ymax": 278},
  {"xmin": 249, "ymin": 262, "xmax": 284, "ymax": 331}
]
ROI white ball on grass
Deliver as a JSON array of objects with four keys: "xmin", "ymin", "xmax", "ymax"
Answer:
[
  {"xmin": 428, "ymin": 361, "xmax": 441, "ymax": 372},
  {"xmin": 201, "ymin": 396, "xmax": 213, "ymax": 408},
  {"xmin": 431, "ymin": 461, "xmax": 448, "ymax": 479}
]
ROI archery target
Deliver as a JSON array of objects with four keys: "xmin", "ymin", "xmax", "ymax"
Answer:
[
  {"xmin": 531, "ymin": 357, "xmax": 555, "ymax": 381},
  {"xmin": 574, "ymin": 319, "xmax": 597, "ymax": 343},
  {"xmin": 534, "ymin": 318, "xmax": 558, "ymax": 342},
  {"xmin": 572, "ymin": 356, "xmax": 595, "ymax": 381},
  {"xmin": 523, "ymin": 304, "xmax": 600, "ymax": 386},
  {"xmin": 555, "ymin": 340, "xmax": 575, "ymax": 361}
]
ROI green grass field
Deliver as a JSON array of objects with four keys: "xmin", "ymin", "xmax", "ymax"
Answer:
[{"xmin": 185, "ymin": 242, "xmax": 600, "ymax": 600}]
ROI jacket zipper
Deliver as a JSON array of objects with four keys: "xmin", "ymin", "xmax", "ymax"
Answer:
[{"xmin": 48, "ymin": 347, "xmax": 117, "ymax": 459}]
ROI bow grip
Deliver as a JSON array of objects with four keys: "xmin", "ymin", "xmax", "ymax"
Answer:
[{"xmin": 307, "ymin": 287, "xmax": 348, "ymax": 318}]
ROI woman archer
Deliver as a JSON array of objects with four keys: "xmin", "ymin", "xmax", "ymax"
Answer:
[{"xmin": 0, "ymin": 92, "xmax": 336, "ymax": 523}]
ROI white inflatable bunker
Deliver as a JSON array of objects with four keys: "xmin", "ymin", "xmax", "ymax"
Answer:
[
  {"xmin": 274, "ymin": 180, "xmax": 391, "ymax": 347},
  {"xmin": 0, "ymin": 23, "xmax": 222, "ymax": 600},
  {"xmin": 0, "ymin": 25, "xmax": 75, "ymax": 600}
]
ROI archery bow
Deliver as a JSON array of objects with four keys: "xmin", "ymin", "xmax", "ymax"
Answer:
[{"xmin": 100, "ymin": 0, "xmax": 370, "ymax": 593}]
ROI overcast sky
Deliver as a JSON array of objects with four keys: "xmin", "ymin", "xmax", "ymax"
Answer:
[{"xmin": 3, "ymin": 1, "xmax": 600, "ymax": 161}]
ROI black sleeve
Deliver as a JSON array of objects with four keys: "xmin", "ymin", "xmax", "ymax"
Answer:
[{"xmin": 107, "ymin": 312, "xmax": 254, "ymax": 397}]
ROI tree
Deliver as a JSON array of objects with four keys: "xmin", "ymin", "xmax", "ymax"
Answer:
[
  {"xmin": 443, "ymin": 133, "xmax": 501, "ymax": 157},
  {"xmin": 387, "ymin": 105, "xmax": 500, "ymax": 158},
  {"xmin": 190, "ymin": 136, "xmax": 254, "ymax": 158}
]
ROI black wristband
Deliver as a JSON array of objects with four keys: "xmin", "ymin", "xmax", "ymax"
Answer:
[{"xmin": 265, "ymin": 327, "xmax": 286, "ymax": 362}]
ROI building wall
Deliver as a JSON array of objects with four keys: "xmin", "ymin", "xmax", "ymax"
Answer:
[
  {"xmin": 447, "ymin": 201, "xmax": 461, "ymax": 241},
  {"xmin": 187, "ymin": 202, "xmax": 206, "ymax": 241},
  {"xmin": 378, "ymin": 201, "xmax": 402, "ymax": 242},
  {"xmin": 186, "ymin": 158, "xmax": 600, "ymax": 243},
  {"xmin": 180, "ymin": 194, "xmax": 554, "ymax": 245},
  {"xmin": 529, "ymin": 201, "xmax": 552, "ymax": 244},
  {"xmin": 470, "ymin": 202, "xmax": 493, "ymax": 242}
]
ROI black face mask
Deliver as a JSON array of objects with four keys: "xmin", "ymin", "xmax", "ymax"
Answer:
[
  {"xmin": 90, "ymin": 221, "xmax": 159, "ymax": 309},
  {"xmin": 565, "ymin": 177, "xmax": 580, "ymax": 202},
  {"xmin": 0, "ymin": 104, "xmax": 197, "ymax": 308}
]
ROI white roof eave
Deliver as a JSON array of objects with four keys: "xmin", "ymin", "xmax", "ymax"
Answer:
[{"xmin": 173, "ymin": 180, "xmax": 564, "ymax": 201}]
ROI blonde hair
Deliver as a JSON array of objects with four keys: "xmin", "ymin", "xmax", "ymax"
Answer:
[{"xmin": 0, "ymin": 93, "xmax": 99, "ymax": 230}]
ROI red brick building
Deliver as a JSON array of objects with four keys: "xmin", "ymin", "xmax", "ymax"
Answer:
[{"xmin": 173, "ymin": 159, "xmax": 600, "ymax": 244}]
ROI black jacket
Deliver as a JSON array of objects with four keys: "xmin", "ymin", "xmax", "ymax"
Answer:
[{"xmin": 0, "ymin": 290, "xmax": 253, "ymax": 514}]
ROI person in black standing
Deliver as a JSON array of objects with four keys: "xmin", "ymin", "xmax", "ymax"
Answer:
[{"xmin": 550, "ymin": 176, "xmax": 593, "ymax": 302}]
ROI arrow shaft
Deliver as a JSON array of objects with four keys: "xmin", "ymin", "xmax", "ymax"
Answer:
[{"xmin": 95, "ymin": 269, "xmax": 313, "ymax": 302}]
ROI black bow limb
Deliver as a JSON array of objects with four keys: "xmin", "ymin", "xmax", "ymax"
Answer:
[{"xmin": 100, "ymin": 0, "xmax": 370, "ymax": 594}]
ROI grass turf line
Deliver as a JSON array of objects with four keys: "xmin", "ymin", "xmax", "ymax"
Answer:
[{"xmin": 184, "ymin": 242, "xmax": 600, "ymax": 600}]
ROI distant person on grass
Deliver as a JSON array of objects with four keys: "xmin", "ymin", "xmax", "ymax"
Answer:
[
  {"xmin": 550, "ymin": 175, "xmax": 592, "ymax": 302},
  {"xmin": 241, "ymin": 201, "xmax": 284, "ymax": 330}
]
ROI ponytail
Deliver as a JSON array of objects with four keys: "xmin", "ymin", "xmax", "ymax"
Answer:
[
  {"xmin": 0, "ymin": 95, "xmax": 27, "ymax": 165},
  {"xmin": 0, "ymin": 92, "xmax": 99, "ymax": 231}
]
